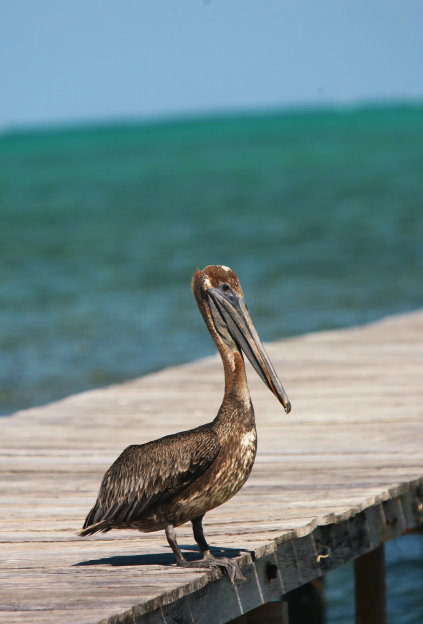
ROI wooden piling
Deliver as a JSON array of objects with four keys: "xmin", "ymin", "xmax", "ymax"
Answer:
[
  {"xmin": 354, "ymin": 545, "xmax": 386, "ymax": 624},
  {"xmin": 229, "ymin": 601, "xmax": 288, "ymax": 624}
]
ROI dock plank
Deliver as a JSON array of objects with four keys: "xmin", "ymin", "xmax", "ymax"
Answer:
[{"xmin": 1, "ymin": 310, "xmax": 423, "ymax": 623}]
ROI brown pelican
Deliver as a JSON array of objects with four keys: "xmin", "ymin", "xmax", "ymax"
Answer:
[{"xmin": 79, "ymin": 265, "xmax": 290, "ymax": 581}]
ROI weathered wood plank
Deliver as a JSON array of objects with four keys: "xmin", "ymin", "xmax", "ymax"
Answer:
[{"xmin": 1, "ymin": 310, "xmax": 423, "ymax": 624}]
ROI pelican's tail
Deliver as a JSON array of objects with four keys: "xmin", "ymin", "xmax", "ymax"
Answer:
[{"xmin": 78, "ymin": 521, "xmax": 111, "ymax": 537}]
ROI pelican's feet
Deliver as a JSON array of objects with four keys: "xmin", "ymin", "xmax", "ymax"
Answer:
[{"xmin": 178, "ymin": 553, "xmax": 245, "ymax": 583}]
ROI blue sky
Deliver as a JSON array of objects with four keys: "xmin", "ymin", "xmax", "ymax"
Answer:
[{"xmin": 1, "ymin": 0, "xmax": 422, "ymax": 128}]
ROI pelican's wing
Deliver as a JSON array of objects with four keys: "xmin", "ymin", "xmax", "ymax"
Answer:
[{"xmin": 81, "ymin": 426, "xmax": 219, "ymax": 530}]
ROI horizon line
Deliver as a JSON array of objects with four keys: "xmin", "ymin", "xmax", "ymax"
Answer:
[{"xmin": 2, "ymin": 96, "xmax": 423, "ymax": 137}]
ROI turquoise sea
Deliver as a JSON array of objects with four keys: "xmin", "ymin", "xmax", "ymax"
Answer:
[{"xmin": 1, "ymin": 104, "xmax": 423, "ymax": 622}]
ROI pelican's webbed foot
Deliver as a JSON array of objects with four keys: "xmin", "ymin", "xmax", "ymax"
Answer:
[
  {"xmin": 165, "ymin": 523, "xmax": 245, "ymax": 583},
  {"xmin": 179, "ymin": 551, "xmax": 245, "ymax": 583}
]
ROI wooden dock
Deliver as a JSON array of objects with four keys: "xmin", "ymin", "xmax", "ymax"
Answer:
[{"xmin": 1, "ymin": 310, "xmax": 423, "ymax": 624}]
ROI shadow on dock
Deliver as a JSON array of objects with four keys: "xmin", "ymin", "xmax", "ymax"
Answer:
[{"xmin": 74, "ymin": 545, "xmax": 245, "ymax": 568}]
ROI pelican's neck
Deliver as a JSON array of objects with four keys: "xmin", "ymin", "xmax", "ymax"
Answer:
[
  {"xmin": 214, "ymin": 348, "xmax": 255, "ymax": 432},
  {"xmin": 193, "ymin": 290, "xmax": 251, "ymax": 407},
  {"xmin": 221, "ymin": 349, "xmax": 251, "ymax": 405}
]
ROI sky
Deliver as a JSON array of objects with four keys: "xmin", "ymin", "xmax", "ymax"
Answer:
[{"xmin": 1, "ymin": 0, "xmax": 423, "ymax": 129}]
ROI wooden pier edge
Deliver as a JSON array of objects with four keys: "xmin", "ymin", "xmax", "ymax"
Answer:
[
  {"xmin": 1, "ymin": 309, "xmax": 423, "ymax": 624},
  {"xmin": 101, "ymin": 479, "xmax": 423, "ymax": 624}
]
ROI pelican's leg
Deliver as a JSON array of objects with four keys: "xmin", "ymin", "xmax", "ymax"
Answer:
[
  {"xmin": 165, "ymin": 523, "xmax": 187, "ymax": 566},
  {"xmin": 165, "ymin": 520, "xmax": 244, "ymax": 582},
  {"xmin": 191, "ymin": 515, "xmax": 210, "ymax": 554},
  {"xmin": 191, "ymin": 516, "xmax": 245, "ymax": 582}
]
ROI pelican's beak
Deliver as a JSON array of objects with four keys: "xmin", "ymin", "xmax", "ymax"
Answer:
[{"xmin": 207, "ymin": 286, "xmax": 291, "ymax": 414}]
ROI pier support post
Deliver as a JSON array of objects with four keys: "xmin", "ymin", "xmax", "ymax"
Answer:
[
  {"xmin": 354, "ymin": 544, "xmax": 386, "ymax": 624},
  {"xmin": 229, "ymin": 601, "xmax": 288, "ymax": 623},
  {"xmin": 285, "ymin": 580, "xmax": 325, "ymax": 624}
]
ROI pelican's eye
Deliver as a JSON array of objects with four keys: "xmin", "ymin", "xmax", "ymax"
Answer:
[{"xmin": 221, "ymin": 283, "xmax": 230, "ymax": 292}]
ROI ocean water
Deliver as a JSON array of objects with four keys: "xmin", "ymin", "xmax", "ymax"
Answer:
[
  {"xmin": 1, "ymin": 104, "xmax": 423, "ymax": 416},
  {"xmin": 326, "ymin": 535, "xmax": 423, "ymax": 623},
  {"xmin": 1, "ymin": 104, "xmax": 423, "ymax": 621}
]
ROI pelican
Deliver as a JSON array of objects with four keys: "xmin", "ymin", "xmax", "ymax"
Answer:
[{"xmin": 79, "ymin": 265, "xmax": 291, "ymax": 581}]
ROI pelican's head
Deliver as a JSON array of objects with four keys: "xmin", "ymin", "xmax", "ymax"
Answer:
[{"xmin": 192, "ymin": 265, "xmax": 291, "ymax": 414}]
